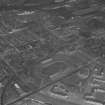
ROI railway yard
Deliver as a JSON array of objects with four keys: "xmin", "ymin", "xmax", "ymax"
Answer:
[{"xmin": 1, "ymin": 0, "xmax": 105, "ymax": 105}]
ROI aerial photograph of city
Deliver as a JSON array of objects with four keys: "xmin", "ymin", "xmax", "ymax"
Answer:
[{"xmin": 0, "ymin": 0, "xmax": 105, "ymax": 105}]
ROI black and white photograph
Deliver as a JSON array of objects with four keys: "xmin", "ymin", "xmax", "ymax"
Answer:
[{"xmin": 0, "ymin": 0, "xmax": 105, "ymax": 105}]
